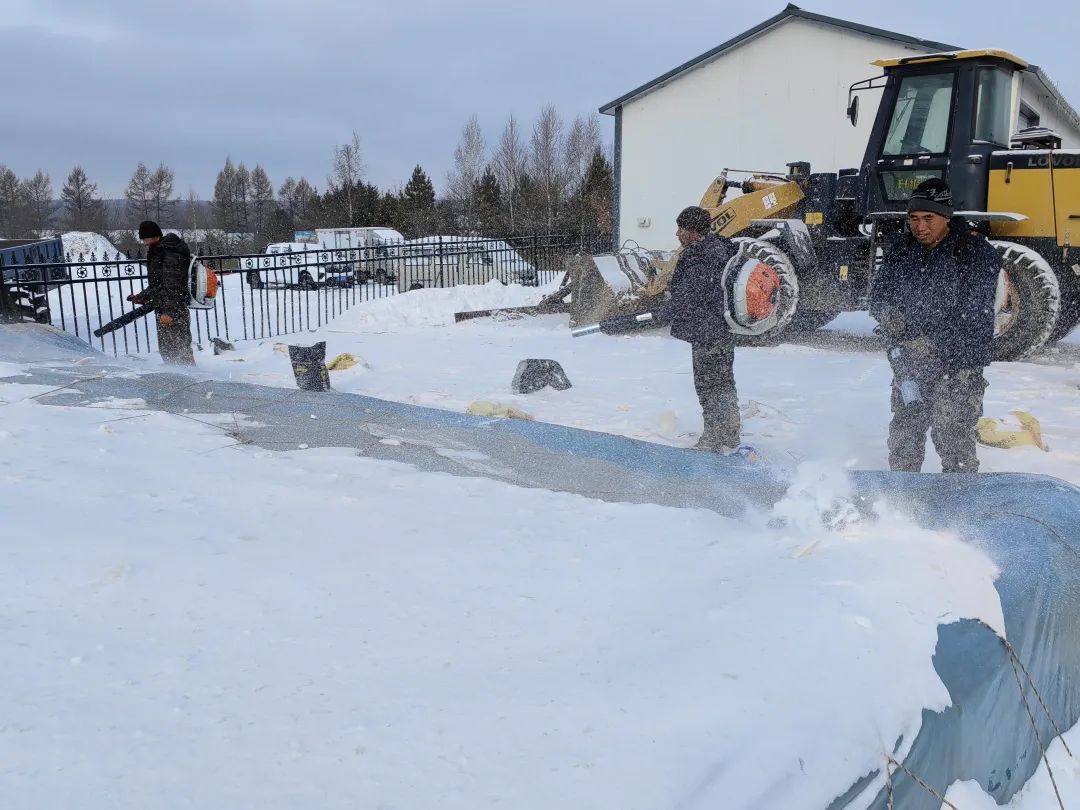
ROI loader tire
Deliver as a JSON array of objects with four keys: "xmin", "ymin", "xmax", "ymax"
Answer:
[
  {"xmin": 1046, "ymin": 267, "xmax": 1080, "ymax": 345},
  {"xmin": 990, "ymin": 241, "xmax": 1060, "ymax": 361},
  {"xmin": 730, "ymin": 238, "xmax": 799, "ymax": 344}
]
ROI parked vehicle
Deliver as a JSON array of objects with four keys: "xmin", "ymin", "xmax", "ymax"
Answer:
[
  {"xmin": 297, "ymin": 227, "xmax": 405, "ymax": 283},
  {"xmin": 242, "ymin": 242, "xmax": 349, "ymax": 289},
  {"xmin": 394, "ymin": 236, "xmax": 536, "ymax": 291}
]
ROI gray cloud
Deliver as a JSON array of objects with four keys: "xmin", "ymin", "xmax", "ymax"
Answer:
[{"xmin": 3, "ymin": 0, "xmax": 1076, "ymax": 202}]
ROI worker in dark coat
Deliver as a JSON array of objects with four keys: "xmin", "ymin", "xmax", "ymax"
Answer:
[
  {"xmin": 668, "ymin": 206, "xmax": 740, "ymax": 451},
  {"xmin": 130, "ymin": 220, "xmax": 195, "ymax": 365},
  {"xmin": 870, "ymin": 179, "xmax": 1000, "ymax": 472}
]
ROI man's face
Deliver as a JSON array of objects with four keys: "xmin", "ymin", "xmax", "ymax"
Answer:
[
  {"xmin": 141, "ymin": 236, "xmax": 160, "ymax": 247},
  {"xmin": 907, "ymin": 211, "xmax": 950, "ymax": 248},
  {"xmin": 676, "ymin": 226, "xmax": 702, "ymax": 247}
]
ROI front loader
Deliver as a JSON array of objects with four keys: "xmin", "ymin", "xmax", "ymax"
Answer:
[{"xmin": 571, "ymin": 48, "xmax": 1080, "ymax": 361}]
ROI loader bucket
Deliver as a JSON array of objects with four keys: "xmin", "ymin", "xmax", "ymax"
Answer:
[{"xmin": 567, "ymin": 250, "xmax": 670, "ymax": 327}]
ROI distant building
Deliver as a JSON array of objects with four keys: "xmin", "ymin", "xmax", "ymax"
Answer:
[{"xmin": 600, "ymin": 4, "xmax": 1080, "ymax": 248}]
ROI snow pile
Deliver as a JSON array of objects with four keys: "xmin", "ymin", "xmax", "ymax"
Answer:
[
  {"xmin": 329, "ymin": 277, "xmax": 562, "ymax": 331},
  {"xmin": 0, "ymin": 382, "xmax": 1008, "ymax": 809},
  {"xmin": 61, "ymin": 231, "xmax": 128, "ymax": 261}
]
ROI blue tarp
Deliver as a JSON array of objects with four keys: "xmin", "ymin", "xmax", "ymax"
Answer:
[{"xmin": 3, "ymin": 323, "xmax": 1078, "ymax": 807}]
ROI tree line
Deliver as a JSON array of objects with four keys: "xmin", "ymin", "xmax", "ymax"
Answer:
[{"xmin": 0, "ymin": 104, "xmax": 613, "ymax": 255}]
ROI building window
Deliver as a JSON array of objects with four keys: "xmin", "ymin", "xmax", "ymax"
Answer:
[{"xmin": 1019, "ymin": 102, "xmax": 1040, "ymax": 131}]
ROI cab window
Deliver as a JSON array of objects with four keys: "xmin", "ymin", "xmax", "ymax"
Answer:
[{"xmin": 882, "ymin": 72, "xmax": 954, "ymax": 156}]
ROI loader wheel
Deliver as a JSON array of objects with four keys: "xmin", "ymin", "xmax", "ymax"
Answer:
[
  {"xmin": 990, "ymin": 241, "xmax": 1060, "ymax": 361},
  {"xmin": 1046, "ymin": 268, "xmax": 1080, "ymax": 345},
  {"xmin": 730, "ymin": 238, "xmax": 799, "ymax": 344},
  {"xmin": 247, "ymin": 271, "xmax": 263, "ymax": 289}
]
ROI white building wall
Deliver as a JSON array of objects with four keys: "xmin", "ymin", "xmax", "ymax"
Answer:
[
  {"xmin": 616, "ymin": 18, "xmax": 935, "ymax": 250},
  {"xmin": 1020, "ymin": 74, "xmax": 1080, "ymax": 148}
]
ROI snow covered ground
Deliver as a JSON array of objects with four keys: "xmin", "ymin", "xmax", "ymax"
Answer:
[
  {"xmin": 183, "ymin": 280, "xmax": 1080, "ymax": 487},
  {"xmin": 4, "ymin": 280, "xmax": 1080, "ymax": 807}
]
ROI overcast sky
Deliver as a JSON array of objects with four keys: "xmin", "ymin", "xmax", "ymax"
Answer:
[{"xmin": 4, "ymin": 0, "xmax": 1077, "ymax": 201}]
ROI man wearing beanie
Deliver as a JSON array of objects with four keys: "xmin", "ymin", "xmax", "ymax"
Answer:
[
  {"xmin": 870, "ymin": 179, "xmax": 1000, "ymax": 472},
  {"xmin": 129, "ymin": 220, "xmax": 195, "ymax": 365},
  {"xmin": 668, "ymin": 205, "xmax": 740, "ymax": 451}
]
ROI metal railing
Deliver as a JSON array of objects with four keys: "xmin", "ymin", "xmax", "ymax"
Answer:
[{"xmin": 1, "ymin": 233, "xmax": 610, "ymax": 355}]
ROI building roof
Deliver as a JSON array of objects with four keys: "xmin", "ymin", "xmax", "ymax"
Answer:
[
  {"xmin": 598, "ymin": 4, "xmax": 959, "ymax": 115},
  {"xmin": 599, "ymin": 4, "xmax": 1080, "ymax": 133}
]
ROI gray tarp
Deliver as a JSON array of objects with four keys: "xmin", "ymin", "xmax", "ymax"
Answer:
[{"xmin": 3, "ymin": 323, "xmax": 1078, "ymax": 807}]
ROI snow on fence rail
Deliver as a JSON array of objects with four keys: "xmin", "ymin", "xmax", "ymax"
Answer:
[{"xmin": 1, "ymin": 234, "xmax": 599, "ymax": 355}]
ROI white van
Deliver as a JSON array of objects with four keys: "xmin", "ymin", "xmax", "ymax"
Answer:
[
  {"xmin": 394, "ymin": 236, "xmax": 537, "ymax": 292},
  {"xmin": 242, "ymin": 242, "xmax": 355, "ymax": 289},
  {"xmin": 302, "ymin": 227, "xmax": 404, "ymax": 283}
]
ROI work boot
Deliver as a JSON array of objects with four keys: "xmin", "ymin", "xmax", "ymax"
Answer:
[{"xmin": 692, "ymin": 429, "xmax": 738, "ymax": 452}]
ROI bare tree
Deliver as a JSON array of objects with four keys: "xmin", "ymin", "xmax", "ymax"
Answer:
[
  {"xmin": 249, "ymin": 165, "xmax": 274, "ymax": 245},
  {"xmin": 234, "ymin": 163, "xmax": 251, "ymax": 233},
  {"xmin": 331, "ymin": 131, "xmax": 365, "ymax": 224},
  {"xmin": 492, "ymin": 116, "xmax": 527, "ymax": 233},
  {"xmin": 22, "ymin": 171, "xmax": 54, "ymax": 236},
  {"xmin": 530, "ymin": 105, "xmax": 567, "ymax": 232},
  {"xmin": 125, "ymin": 162, "xmax": 153, "ymax": 222},
  {"xmin": 213, "ymin": 157, "xmax": 238, "ymax": 233},
  {"xmin": 564, "ymin": 114, "xmax": 602, "ymax": 196},
  {"xmin": 278, "ymin": 177, "xmax": 297, "ymax": 222},
  {"xmin": 446, "ymin": 115, "xmax": 486, "ymax": 232},
  {"xmin": 61, "ymin": 166, "xmax": 107, "ymax": 232},
  {"xmin": 0, "ymin": 165, "xmax": 25, "ymax": 237},
  {"xmin": 148, "ymin": 162, "xmax": 175, "ymax": 223}
]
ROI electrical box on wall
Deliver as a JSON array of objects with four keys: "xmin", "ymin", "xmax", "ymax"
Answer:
[{"xmin": 637, "ymin": 217, "xmax": 651, "ymax": 228}]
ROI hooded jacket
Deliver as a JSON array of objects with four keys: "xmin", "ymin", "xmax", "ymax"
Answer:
[
  {"xmin": 145, "ymin": 233, "xmax": 193, "ymax": 318},
  {"xmin": 870, "ymin": 222, "xmax": 1000, "ymax": 368},
  {"xmin": 668, "ymin": 233, "xmax": 736, "ymax": 344}
]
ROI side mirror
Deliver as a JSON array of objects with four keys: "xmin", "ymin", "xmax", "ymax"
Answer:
[{"xmin": 847, "ymin": 95, "xmax": 859, "ymax": 127}]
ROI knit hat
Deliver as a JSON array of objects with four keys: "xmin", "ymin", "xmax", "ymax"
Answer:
[
  {"xmin": 676, "ymin": 206, "xmax": 713, "ymax": 235},
  {"xmin": 138, "ymin": 220, "xmax": 163, "ymax": 239},
  {"xmin": 907, "ymin": 179, "xmax": 953, "ymax": 218}
]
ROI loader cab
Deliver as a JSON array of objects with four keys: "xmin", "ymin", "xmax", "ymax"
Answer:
[{"xmin": 855, "ymin": 50, "xmax": 1025, "ymax": 219}]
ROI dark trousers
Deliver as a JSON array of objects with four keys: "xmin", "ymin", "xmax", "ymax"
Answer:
[
  {"xmin": 888, "ymin": 359, "xmax": 987, "ymax": 473},
  {"xmin": 158, "ymin": 311, "xmax": 195, "ymax": 366},
  {"xmin": 691, "ymin": 340, "xmax": 740, "ymax": 447}
]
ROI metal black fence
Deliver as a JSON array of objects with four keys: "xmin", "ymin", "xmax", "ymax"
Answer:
[{"xmin": 1, "ymin": 233, "xmax": 611, "ymax": 356}]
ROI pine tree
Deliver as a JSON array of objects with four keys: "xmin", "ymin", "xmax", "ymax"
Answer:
[
  {"xmin": 571, "ymin": 148, "xmax": 614, "ymax": 237},
  {"xmin": 376, "ymin": 190, "xmax": 403, "ymax": 231},
  {"xmin": 475, "ymin": 166, "xmax": 503, "ymax": 235},
  {"xmin": 402, "ymin": 165, "xmax": 436, "ymax": 237},
  {"xmin": 61, "ymin": 166, "xmax": 107, "ymax": 232},
  {"xmin": 125, "ymin": 162, "xmax": 153, "ymax": 222}
]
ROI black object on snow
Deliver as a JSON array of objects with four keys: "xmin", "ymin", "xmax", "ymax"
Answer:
[
  {"xmin": 511, "ymin": 359, "xmax": 572, "ymax": 394},
  {"xmin": 212, "ymin": 337, "xmax": 235, "ymax": 355},
  {"xmin": 288, "ymin": 342, "xmax": 331, "ymax": 392}
]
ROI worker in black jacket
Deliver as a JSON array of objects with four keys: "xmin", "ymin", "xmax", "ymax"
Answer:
[
  {"xmin": 668, "ymin": 206, "xmax": 740, "ymax": 451},
  {"xmin": 130, "ymin": 220, "xmax": 195, "ymax": 365},
  {"xmin": 870, "ymin": 179, "xmax": 1000, "ymax": 472}
]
